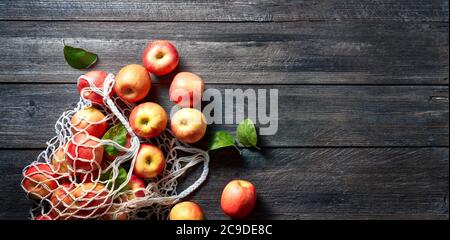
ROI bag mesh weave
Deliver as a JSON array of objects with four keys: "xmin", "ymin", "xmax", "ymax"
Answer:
[{"xmin": 21, "ymin": 73, "xmax": 210, "ymax": 220}]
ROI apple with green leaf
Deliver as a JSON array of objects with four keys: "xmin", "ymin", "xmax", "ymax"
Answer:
[{"xmin": 102, "ymin": 124, "xmax": 132, "ymax": 162}]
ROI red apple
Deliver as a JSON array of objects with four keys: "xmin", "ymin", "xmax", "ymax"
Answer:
[
  {"xmin": 70, "ymin": 107, "xmax": 108, "ymax": 138},
  {"xmin": 133, "ymin": 144, "xmax": 165, "ymax": 179},
  {"xmin": 65, "ymin": 133, "xmax": 104, "ymax": 172},
  {"xmin": 169, "ymin": 201, "xmax": 204, "ymax": 220},
  {"xmin": 171, "ymin": 108, "xmax": 207, "ymax": 143},
  {"xmin": 50, "ymin": 182, "xmax": 75, "ymax": 219},
  {"xmin": 129, "ymin": 102, "xmax": 168, "ymax": 138},
  {"xmin": 51, "ymin": 145, "xmax": 69, "ymax": 175},
  {"xmin": 221, "ymin": 180, "xmax": 256, "ymax": 219},
  {"xmin": 113, "ymin": 64, "xmax": 151, "ymax": 103},
  {"xmin": 73, "ymin": 167, "xmax": 100, "ymax": 183},
  {"xmin": 34, "ymin": 214, "xmax": 55, "ymax": 220},
  {"xmin": 22, "ymin": 163, "xmax": 58, "ymax": 199},
  {"xmin": 126, "ymin": 174, "xmax": 146, "ymax": 200},
  {"xmin": 169, "ymin": 72, "xmax": 204, "ymax": 108},
  {"xmin": 71, "ymin": 182, "xmax": 112, "ymax": 218},
  {"xmin": 142, "ymin": 40, "xmax": 179, "ymax": 76},
  {"xmin": 101, "ymin": 205, "xmax": 129, "ymax": 220},
  {"xmin": 78, "ymin": 70, "xmax": 112, "ymax": 105}
]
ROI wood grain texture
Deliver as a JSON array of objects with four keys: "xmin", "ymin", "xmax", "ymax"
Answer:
[
  {"xmin": 0, "ymin": 21, "xmax": 448, "ymax": 85},
  {"xmin": 0, "ymin": 0, "xmax": 448, "ymax": 221},
  {"xmin": 1, "ymin": 147, "xmax": 447, "ymax": 219},
  {"xmin": 0, "ymin": 0, "xmax": 448, "ymax": 22},
  {"xmin": 0, "ymin": 84, "xmax": 447, "ymax": 148}
]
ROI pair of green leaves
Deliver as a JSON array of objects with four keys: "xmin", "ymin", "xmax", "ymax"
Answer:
[
  {"xmin": 63, "ymin": 42, "xmax": 98, "ymax": 70},
  {"xmin": 100, "ymin": 124, "xmax": 130, "ymax": 193},
  {"xmin": 208, "ymin": 119, "xmax": 259, "ymax": 151}
]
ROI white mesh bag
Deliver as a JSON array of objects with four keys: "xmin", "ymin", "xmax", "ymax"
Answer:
[{"xmin": 21, "ymin": 73, "xmax": 210, "ymax": 220}]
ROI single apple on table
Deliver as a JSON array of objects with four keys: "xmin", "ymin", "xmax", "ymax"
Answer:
[
  {"xmin": 171, "ymin": 108, "xmax": 207, "ymax": 143},
  {"xmin": 113, "ymin": 64, "xmax": 151, "ymax": 103},
  {"xmin": 221, "ymin": 180, "xmax": 257, "ymax": 219},
  {"xmin": 70, "ymin": 107, "xmax": 109, "ymax": 138},
  {"xmin": 78, "ymin": 70, "xmax": 113, "ymax": 105},
  {"xmin": 169, "ymin": 201, "xmax": 204, "ymax": 220},
  {"xmin": 65, "ymin": 133, "xmax": 104, "ymax": 173},
  {"xmin": 22, "ymin": 163, "xmax": 58, "ymax": 200},
  {"xmin": 129, "ymin": 102, "xmax": 168, "ymax": 138},
  {"xmin": 133, "ymin": 144, "xmax": 165, "ymax": 179},
  {"xmin": 169, "ymin": 72, "xmax": 204, "ymax": 108},
  {"xmin": 142, "ymin": 40, "xmax": 179, "ymax": 76}
]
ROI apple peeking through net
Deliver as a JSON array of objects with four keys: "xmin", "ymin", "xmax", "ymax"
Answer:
[{"xmin": 21, "ymin": 43, "xmax": 211, "ymax": 220}]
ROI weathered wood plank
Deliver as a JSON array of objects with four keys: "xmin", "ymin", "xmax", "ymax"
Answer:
[
  {"xmin": 0, "ymin": 84, "xmax": 447, "ymax": 148},
  {"xmin": 1, "ymin": 147, "xmax": 447, "ymax": 219},
  {"xmin": 0, "ymin": 0, "xmax": 448, "ymax": 22},
  {"xmin": 0, "ymin": 21, "xmax": 448, "ymax": 84}
]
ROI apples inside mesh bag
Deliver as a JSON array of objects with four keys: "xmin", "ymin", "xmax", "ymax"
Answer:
[{"xmin": 21, "ymin": 73, "xmax": 209, "ymax": 220}]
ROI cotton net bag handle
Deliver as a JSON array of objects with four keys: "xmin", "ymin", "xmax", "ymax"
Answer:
[{"xmin": 98, "ymin": 74, "xmax": 210, "ymax": 207}]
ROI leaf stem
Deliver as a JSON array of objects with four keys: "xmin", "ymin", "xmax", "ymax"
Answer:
[{"xmin": 234, "ymin": 145, "xmax": 242, "ymax": 155}]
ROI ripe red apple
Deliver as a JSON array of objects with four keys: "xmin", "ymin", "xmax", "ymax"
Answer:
[
  {"xmin": 221, "ymin": 180, "xmax": 256, "ymax": 219},
  {"xmin": 70, "ymin": 182, "xmax": 112, "ymax": 218},
  {"xmin": 78, "ymin": 70, "xmax": 113, "ymax": 105},
  {"xmin": 114, "ymin": 64, "xmax": 151, "ymax": 103},
  {"xmin": 171, "ymin": 108, "xmax": 207, "ymax": 143},
  {"xmin": 50, "ymin": 182, "xmax": 75, "ymax": 218},
  {"xmin": 169, "ymin": 72, "xmax": 204, "ymax": 108},
  {"xmin": 34, "ymin": 214, "xmax": 55, "ymax": 220},
  {"xmin": 126, "ymin": 174, "xmax": 146, "ymax": 200},
  {"xmin": 65, "ymin": 133, "xmax": 104, "ymax": 172},
  {"xmin": 133, "ymin": 144, "xmax": 165, "ymax": 179},
  {"xmin": 51, "ymin": 145, "xmax": 69, "ymax": 175},
  {"xmin": 169, "ymin": 201, "xmax": 204, "ymax": 220},
  {"xmin": 129, "ymin": 102, "xmax": 168, "ymax": 138},
  {"xmin": 70, "ymin": 107, "xmax": 108, "ymax": 138},
  {"xmin": 73, "ymin": 167, "xmax": 100, "ymax": 183},
  {"xmin": 101, "ymin": 205, "xmax": 129, "ymax": 220},
  {"xmin": 22, "ymin": 163, "xmax": 58, "ymax": 199},
  {"xmin": 142, "ymin": 40, "xmax": 179, "ymax": 76}
]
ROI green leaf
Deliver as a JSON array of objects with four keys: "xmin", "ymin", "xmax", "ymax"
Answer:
[
  {"xmin": 102, "ymin": 124, "xmax": 128, "ymax": 157},
  {"xmin": 100, "ymin": 166, "xmax": 129, "ymax": 192},
  {"xmin": 63, "ymin": 44, "xmax": 98, "ymax": 69},
  {"xmin": 236, "ymin": 119, "xmax": 258, "ymax": 148},
  {"xmin": 208, "ymin": 131, "xmax": 236, "ymax": 151}
]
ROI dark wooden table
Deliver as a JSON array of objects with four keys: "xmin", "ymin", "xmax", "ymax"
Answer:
[{"xmin": 0, "ymin": 0, "xmax": 448, "ymax": 220}]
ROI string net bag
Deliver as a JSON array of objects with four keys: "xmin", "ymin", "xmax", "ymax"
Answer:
[{"xmin": 20, "ymin": 73, "xmax": 210, "ymax": 220}]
